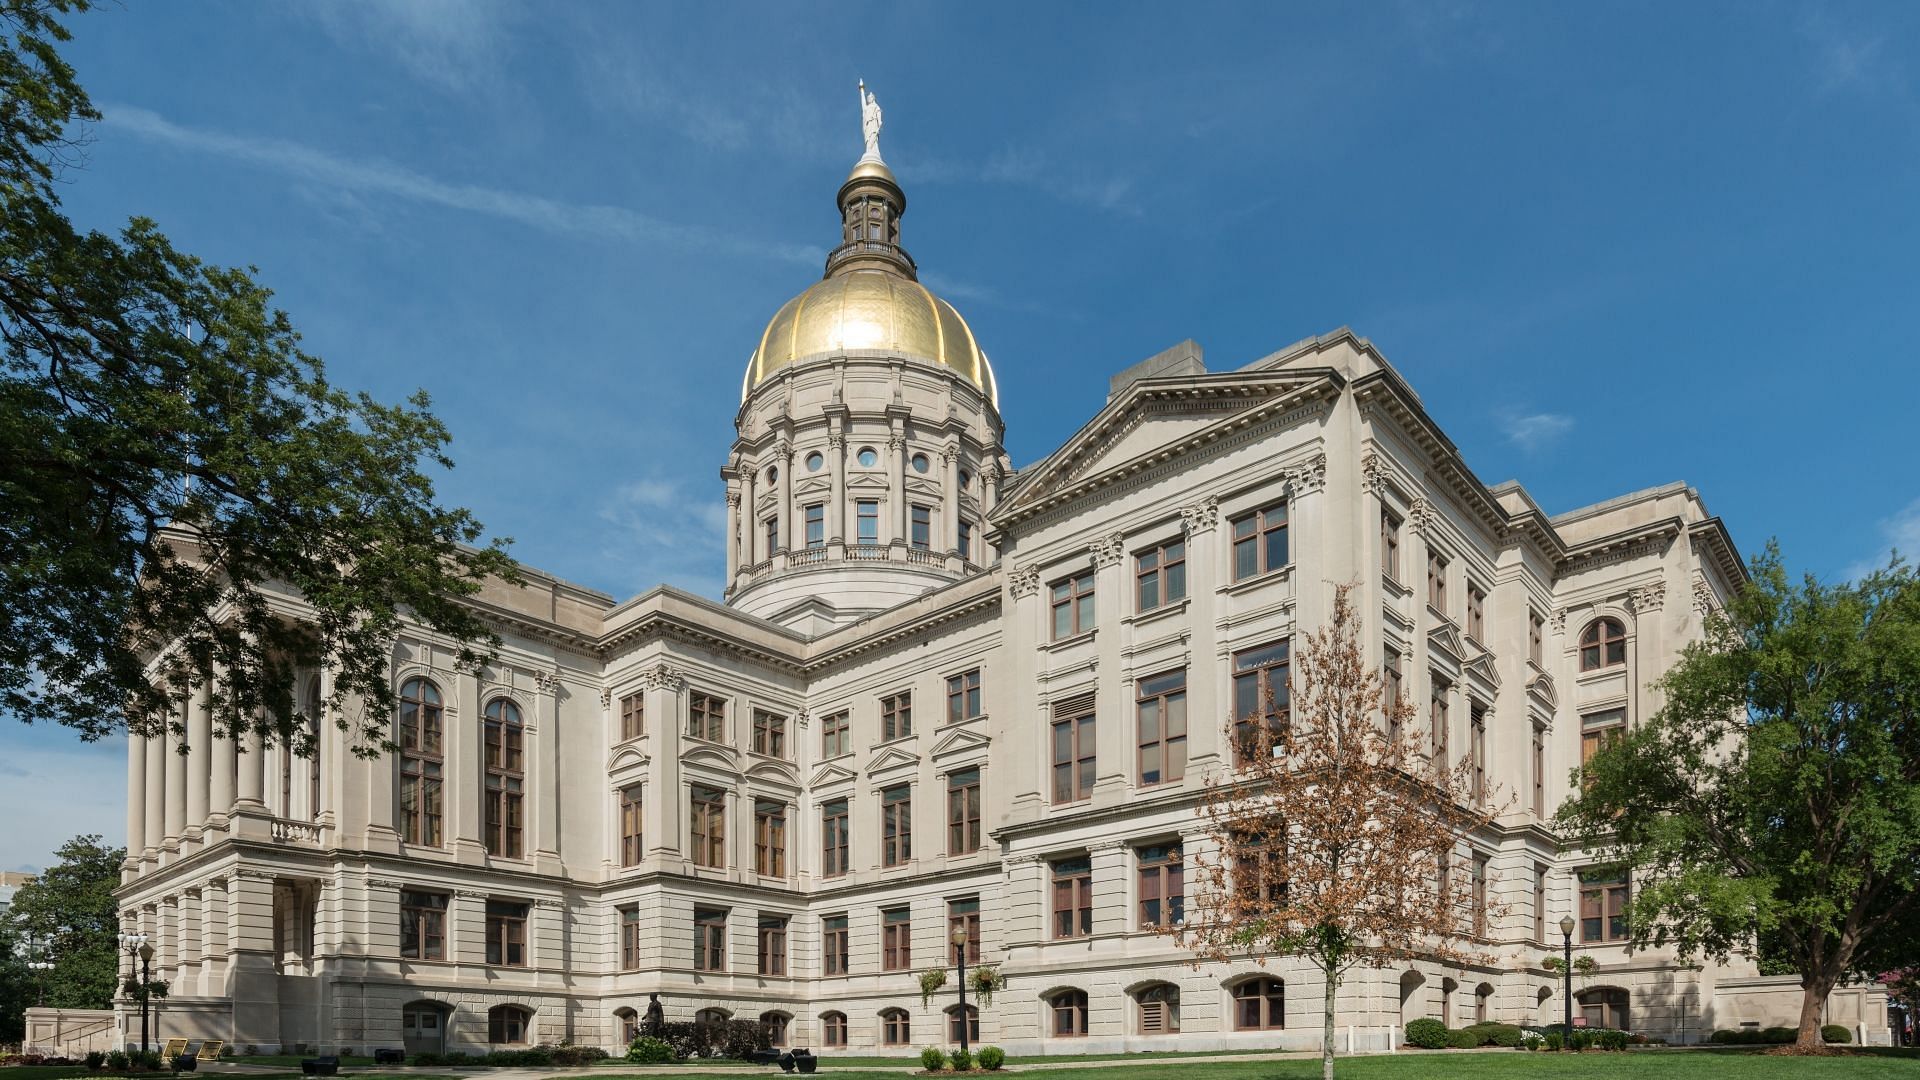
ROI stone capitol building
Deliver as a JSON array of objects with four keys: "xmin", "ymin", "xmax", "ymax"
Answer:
[{"xmin": 110, "ymin": 95, "xmax": 1889, "ymax": 1056}]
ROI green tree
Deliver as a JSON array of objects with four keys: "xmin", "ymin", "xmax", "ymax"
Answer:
[
  {"xmin": 1559, "ymin": 546, "xmax": 1920, "ymax": 1049},
  {"xmin": 0, "ymin": 0, "xmax": 515, "ymax": 754},
  {"xmin": 8, "ymin": 836, "xmax": 124, "ymax": 1013},
  {"xmin": 0, "ymin": 916, "xmax": 31, "ymax": 1043}
]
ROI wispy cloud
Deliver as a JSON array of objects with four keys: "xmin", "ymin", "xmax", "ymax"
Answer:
[
  {"xmin": 900, "ymin": 146, "xmax": 1142, "ymax": 217},
  {"xmin": 101, "ymin": 106, "xmax": 825, "ymax": 268},
  {"xmin": 303, "ymin": 1, "xmax": 519, "ymax": 95},
  {"xmin": 1502, "ymin": 411, "xmax": 1574, "ymax": 451},
  {"xmin": 1798, "ymin": 14, "xmax": 1898, "ymax": 98},
  {"xmin": 1844, "ymin": 497, "xmax": 1920, "ymax": 581},
  {"xmin": 596, "ymin": 478, "xmax": 729, "ymax": 601}
]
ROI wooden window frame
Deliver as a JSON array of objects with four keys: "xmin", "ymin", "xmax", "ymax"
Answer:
[
  {"xmin": 1580, "ymin": 869, "xmax": 1630, "ymax": 943},
  {"xmin": 1137, "ymin": 843, "xmax": 1184, "ymax": 929},
  {"xmin": 1050, "ymin": 571, "xmax": 1096, "ymax": 640},
  {"xmin": 754, "ymin": 799, "xmax": 787, "ymax": 878},
  {"xmin": 1427, "ymin": 549, "xmax": 1449, "ymax": 613},
  {"xmin": 1135, "ymin": 538, "xmax": 1187, "ymax": 612},
  {"xmin": 881, "ymin": 784, "xmax": 912, "ymax": 868},
  {"xmin": 1466, "ymin": 582, "xmax": 1486, "ymax": 642},
  {"xmin": 855, "ymin": 500, "xmax": 880, "ymax": 545},
  {"xmin": 881, "ymin": 1008, "xmax": 910, "ymax": 1046},
  {"xmin": 881, "ymin": 908, "xmax": 912, "ymax": 971},
  {"xmin": 946, "ymin": 668, "xmax": 982, "ymax": 725},
  {"xmin": 881, "ymin": 691, "xmax": 913, "ymax": 741},
  {"xmin": 1580, "ymin": 617, "xmax": 1628, "ymax": 672},
  {"xmin": 1050, "ymin": 706, "xmax": 1096, "ymax": 804},
  {"xmin": 946, "ymin": 1004, "xmax": 980, "ymax": 1045},
  {"xmin": 399, "ymin": 890, "xmax": 447, "ymax": 961},
  {"xmin": 1381, "ymin": 509, "xmax": 1402, "ymax": 583},
  {"xmin": 756, "ymin": 914, "xmax": 788, "ymax": 976},
  {"xmin": 1430, "ymin": 677, "xmax": 1451, "ymax": 760},
  {"xmin": 947, "ymin": 768, "xmax": 981, "ymax": 855},
  {"xmin": 620, "ymin": 906, "xmax": 642, "ymax": 971},
  {"xmin": 398, "ymin": 677, "xmax": 444, "ymax": 847},
  {"xmin": 688, "ymin": 691, "xmax": 727, "ymax": 743},
  {"xmin": 821, "ymin": 798, "xmax": 850, "ymax": 878},
  {"xmin": 957, "ymin": 519, "xmax": 974, "ymax": 563},
  {"xmin": 1579, "ymin": 988, "xmax": 1630, "ymax": 1031},
  {"xmin": 1051, "ymin": 856, "xmax": 1093, "ymax": 939},
  {"xmin": 1049, "ymin": 990, "xmax": 1089, "ymax": 1038},
  {"xmin": 946, "ymin": 898, "xmax": 981, "ymax": 964},
  {"xmin": 1233, "ymin": 978, "xmax": 1286, "ymax": 1031},
  {"xmin": 690, "ymin": 785, "xmax": 727, "ymax": 869},
  {"xmin": 751, "ymin": 710, "xmax": 787, "ymax": 758},
  {"xmin": 485, "ymin": 899, "xmax": 528, "ymax": 967},
  {"xmin": 1581, "ymin": 708, "xmax": 1626, "ymax": 774},
  {"xmin": 1471, "ymin": 852, "xmax": 1490, "ymax": 938},
  {"xmin": 1533, "ymin": 863, "xmax": 1549, "ymax": 945},
  {"xmin": 1136, "ymin": 669, "xmax": 1188, "ymax": 786},
  {"xmin": 910, "ymin": 504, "xmax": 933, "ymax": 551},
  {"xmin": 1469, "ymin": 701, "xmax": 1487, "ymax": 806},
  {"xmin": 1532, "ymin": 723, "xmax": 1547, "ymax": 817},
  {"xmin": 820, "ymin": 711, "xmax": 851, "ymax": 758},
  {"xmin": 619, "ymin": 785, "xmax": 644, "ymax": 868},
  {"xmin": 488, "ymin": 1004, "xmax": 531, "ymax": 1045},
  {"xmin": 822, "ymin": 915, "xmax": 849, "ymax": 976},
  {"xmin": 693, "ymin": 906, "xmax": 727, "ymax": 972},
  {"xmin": 804, "ymin": 503, "xmax": 825, "ymax": 549},
  {"xmin": 1232, "ymin": 642, "xmax": 1291, "ymax": 762},
  {"xmin": 1529, "ymin": 610, "xmax": 1545, "ymax": 666},
  {"xmin": 1231, "ymin": 502, "xmax": 1289, "ymax": 582},
  {"xmin": 482, "ymin": 698, "xmax": 526, "ymax": 859},
  {"xmin": 618, "ymin": 691, "xmax": 644, "ymax": 742},
  {"xmin": 822, "ymin": 1012, "xmax": 848, "ymax": 1047},
  {"xmin": 1137, "ymin": 985, "xmax": 1180, "ymax": 1035}
]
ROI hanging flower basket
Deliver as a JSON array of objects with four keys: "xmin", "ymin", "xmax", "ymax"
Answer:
[
  {"xmin": 969, "ymin": 964, "xmax": 1005, "ymax": 1007},
  {"xmin": 917, "ymin": 967, "xmax": 949, "ymax": 1006}
]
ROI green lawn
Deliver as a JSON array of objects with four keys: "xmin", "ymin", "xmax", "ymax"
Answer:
[{"xmin": 225, "ymin": 1057, "xmax": 378, "ymax": 1068}]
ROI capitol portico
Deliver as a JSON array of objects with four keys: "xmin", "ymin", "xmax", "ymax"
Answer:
[{"xmin": 110, "ymin": 91, "xmax": 1889, "ymax": 1056}]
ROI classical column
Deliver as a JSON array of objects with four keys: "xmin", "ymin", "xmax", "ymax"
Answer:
[
  {"xmin": 185, "ymin": 681, "xmax": 210, "ymax": 841},
  {"xmin": 1179, "ymin": 497, "xmax": 1224, "ymax": 768},
  {"xmin": 984, "ymin": 463, "xmax": 1000, "ymax": 514},
  {"xmin": 1089, "ymin": 535, "xmax": 1128, "ymax": 797},
  {"xmin": 643, "ymin": 664, "xmax": 684, "ymax": 860},
  {"xmin": 827, "ymin": 432, "xmax": 847, "ymax": 546},
  {"xmin": 163, "ymin": 701, "xmax": 187, "ymax": 851},
  {"xmin": 208, "ymin": 666, "xmax": 235, "ymax": 830},
  {"xmin": 887, "ymin": 434, "xmax": 906, "ymax": 546},
  {"xmin": 143, "ymin": 721, "xmax": 166, "ymax": 857},
  {"xmin": 532, "ymin": 672, "xmax": 561, "ymax": 872},
  {"xmin": 775, "ymin": 440, "xmax": 793, "ymax": 559},
  {"xmin": 159, "ymin": 895, "xmax": 180, "ymax": 975},
  {"xmin": 126, "ymin": 732, "xmax": 148, "ymax": 868},
  {"xmin": 202, "ymin": 879, "xmax": 229, "ymax": 997},
  {"xmin": 236, "ymin": 726, "xmax": 266, "ymax": 807},
  {"xmin": 941, "ymin": 444, "xmax": 961, "ymax": 563},
  {"xmin": 724, "ymin": 488, "xmax": 741, "ymax": 580},
  {"xmin": 179, "ymin": 890, "xmax": 203, "ymax": 990},
  {"xmin": 741, "ymin": 465, "xmax": 759, "ymax": 567}
]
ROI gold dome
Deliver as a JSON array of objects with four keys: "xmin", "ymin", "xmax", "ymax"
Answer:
[{"xmin": 744, "ymin": 269, "xmax": 998, "ymax": 404}]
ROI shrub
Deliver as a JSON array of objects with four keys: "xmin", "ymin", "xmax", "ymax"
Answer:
[
  {"xmin": 106, "ymin": 1051, "xmax": 131, "ymax": 1072},
  {"xmin": 1595, "ymin": 1029, "xmax": 1629, "ymax": 1051},
  {"xmin": 976, "ymin": 1046, "xmax": 1005, "ymax": 1071},
  {"xmin": 542, "ymin": 1043, "xmax": 608, "ymax": 1066},
  {"xmin": 411, "ymin": 1053, "xmax": 441, "ymax": 1067},
  {"xmin": 1446, "ymin": 1028, "xmax": 1480, "ymax": 1049},
  {"xmin": 1463, "ymin": 1022, "xmax": 1523, "ymax": 1048},
  {"xmin": 1821, "ymin": 1024, "xmax": 1851, "ymax": 1044},
  {"xmin": 86, "ymin": 1051, "xmax": 108, "ymax": 1071},
  {"xmin": 1543, "ymin": 1033, "xmax": 1563, "ymax": 1052},
  {"xmin": 1569, "ymin": 1030, "xmax": 1596, "ymax": 1052},
  {"xmin": 1404, "ymin": 1018, "xmax": 1451, "ymax": 1049},
  {"xmin": 920, "ymin": 1046, "xmax": 948, "ymax": 1071},
  {"xmin": 1521, "ymin": 1035, "xmax": 1543, "ymax": 1051},
  {"xmin": 949, "ymin": 1048, "xmax": 972, "ymax": 1071},
  {"xmin": 627, "ymin": 1037, "xmax": 674, "ymax": 1065},
  {"xmin": 1759, "ymin": 1026, "xmax": 1796, "ymax": 1044}
]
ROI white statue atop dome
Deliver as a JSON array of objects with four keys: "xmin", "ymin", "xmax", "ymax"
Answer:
[{"xmin": 858, "ymin": 79, "xmax": 884, "ymax": 163}]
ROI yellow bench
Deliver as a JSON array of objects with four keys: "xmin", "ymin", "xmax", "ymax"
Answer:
[{"xmin": 198, "ymin": 1040, "xmax": 225, "ymax": 1061}]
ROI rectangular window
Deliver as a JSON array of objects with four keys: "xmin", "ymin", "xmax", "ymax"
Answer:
[
  {"xmin": 946, "ymin": 669, "xmax": 982, "ymax": 724},
  {"xmin": 1136, "ymin": 539, "xmax": 1187, "ymax": 611},
  {"xmin": 399, "ymin": 753, "xmax": 443, "ymax": 847},
  {"xmin": 822, "ymin": 798, "xmax": 849, "ymax": 878},
  {"xmin": 757, "ymin": 913, "xmax": 788, "ymax": 976},
  {"xmin": 882, "ymin": 907, "xmax": 912, "ymax": 971},
  {"xmin": 822, "ymin": 914, "xmax": 849, "ymax": 976},
  {"xmin": 1467, "ymin": 583, "xmax": 1486, "ymax": 641},
  {"xmin": 1428, "ymin": 549, "xmax": 1449, "ymax": 613},
  {"xmin": 620, "ymin": 906, "xmax": 642, "ymax": 971},
  {"xmin": 485, "ymin": 900, "xmax": 528, "ymax": 967},
  {"xmin": 1529, "ymin": 610, "xmax": 1545, "ymax": 666},
  {"xmin": 1136, "ymin": 669, "xmax": 1187, "ymax": 785},
  {"xmin": 1581, "ymin": 708, "xmax": 1626, "ymax": 770},
  {"xmin": 1231, "ymin": 502, "xmax": 1289, "ymax": 581},
  {"xmin": 399, "ymin": 890, "xmax": 447, "ymax": 961},
  {"xmin": 1430, "ymin": 677, "xmax": 1450, "ymax": 759},
  {"xmin": 882, "ymin": 784, "xmax": 912, "ymax": 867},
  {"xmin": 765, "ymin": 517, "xmax": 779, "ymax": 556},
  {"xmin": 751, "ymin": 710, "xmax": 787, "ymax": 758},
  {"xmin": 1534, "ymin": 863, "xmax": 1549, "ymax": 945},
  {"xmin": 619, "ymin": 692, "xmax": 644, "ymax": 741},
  {"xmin": 688, "ymin": 692, "xmax": 727, "ymax": 742},
  {"xmin": 1235, "ymin": 830, "xmax": 1289, "ymax": 907},
  {"xmin": 881, "ymin": 691, "xmax": 912, "ymax": 741},
  {"xmin": 619, "ymin": 786, "xmax": 644, "ymax": 867},
  {"xmin": 1137, "ymin": 843, "xmax": 1185, "ymax": 928},
  {"xmin": 1051, "ymin": 856, "xmax": 1093, "ymax": 939},
  {"xmin": 1470, "ymin": 701, "xmax": 1487, "ymax": 806},
  {"xmin": 821, "ymin": 711, "xmax": 850, "ymax": 758},
  {"xmin": 1471, "ymin": 852, "xmax": 1490, "ymax": 937},
  {"xmin": 910, "ymin": 504, "xmax": 932, "ymax": 550},
  {"xmin": 1381, "ymin": 509, "xmax": 1402, "ymax": 582},
  {"xmin": 856, "ymin": 500, "xmax": 879, "ymax": 544},
  {"xmin": 690, "ymin": 785, "xmax": 726, "ymax": 869},
  {"xmin": 947, "ymin": 897, "xmax": 981, "ymax": 963},
  {"xmin": 1050, "ymin": 571, "xmax": 1096, "ymax": 639},
  {"xmin": 693, "ymin": 906, "xmax": 727, "ymax": 971},
  {"xmin": 1579, "ymin": 869, "xmax": 1629, "ymax": 943},
  {"xmin": 804, "ymin": 503, "xmax": 825, "ymax": 548},
  {"xmin": 482, "ymin": 707, "xmax": 524, "ymax": 859},
  {"xmin": 1532, "ymin": 723, "xmax": 1547, "ymax": 818},
  {"xmin": 1051, "ymin": 702, "xmax": 1096, "ymax": 804},
  {"xmin": 1384, "ymin": 647, "xmax": 1404, "ymax": 742},
  {"xmin": 754, "ymin": 799, "xmax": 787, "ymax": 878},
  {"xmin": 958, "ymin": 519, "xmax": 974, "ymax": 563},
  {"xmin": 1232, "ymin": 642, "xmax": 1291, "ymax": 760},
  {"xmin": 947, "ymin": 767, "xmax": 981, "ymax": 855}
]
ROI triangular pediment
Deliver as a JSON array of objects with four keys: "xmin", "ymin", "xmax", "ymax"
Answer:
[
  {"xmin": 1462, "ymin": 651, "xmax": 1502, "ymax": 690},
  {"xmin": 809, "ymin": 761, "xmax": 858, "ymax": 788},
  {"xmin": 866, "ymin": 743, "xmax": 921, "ymax": 775},
  {"xmin": 847, "ymin": 473, "xmax": 890, "ymax": 491},
  {"xmin": 993, "ymin": 369, "xmax": 1339, "ymax": 523},
  {"xmin": 1428, "ymin": 621, "xmax": 1467, "ymax": 663},
  {"xmin": 930, "ymin": 724, "xmax": 991, "ymax": 760},
  {"xmin": 792, "ymin": 476, "xmax": 830, "ymax": 498}
]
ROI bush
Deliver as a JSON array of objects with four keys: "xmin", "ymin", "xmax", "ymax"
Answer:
[
  {"xmin": 542, "ymin": 1044, "xmax": 608, "ymax": 1066},
  {"xmin": 976, "ymin": 1046, "xmax": 1005, "ymax": 1070},
  {"xmin": 1821, "ymin": 1024, "xmax": 1851, "ymax": 1044},
  {"xmin": 1544, "ymin": 1032, "xmax": 1564, "ymax": 1051},
  {"xmin": 1404, "ymin": 1018, "xmax": 1451, "ymax": 1049},
  {"xmin": 1462, "ymin": 1022, "xmax": 1523, "ymax": 1048},
  {"xmin": 1595, "ymin": 1029, "xmax": 1629, "ymax": 1051},
  {"xmin": 920, "ymin": 1046, "xmax": 948, "ymax": 1071},
  {"xmin": 627, "ymin": 1037, "xmax": 674, "ymax": 1065},
  {"xmin": 1446, "ymin": 1028, "xmax": 1480, "ymax": 1049},
  {"xmin": 1521, "ymin": 1035, "xmax": 1543, "ymax": 1051},
  {"xmin": 411, "ymin": 1053, "xmax": 441, "ymax": 1067},
  {"xmin": 949, "ymin": 1048, "xmax": 972, "ymax": 1071},
  {"xmin": 86, "ymin": 1051, "xmax": 108, "ymax": 1071},
  {"xmin": 106, "ymin": 1051, "xmax": 131, "ymax": 1072},
  {"xmin": 1759, "ymin": 1026, "xmax": 1796, "ymax": 1044}
]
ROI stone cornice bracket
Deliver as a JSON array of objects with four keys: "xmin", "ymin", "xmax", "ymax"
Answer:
[
  {"xmin": 1180, "ymin": 496, "xmax": 1220, "ymax": 535},
  {"xmin": 1408, "ymin": 497, "xmax": 1437, "ymax": 536},
  {"xmin": 232, "ymin": 867, "xmax": 276, "ymax": 881},
  {"xmin": 1628, "ymin": 582, "xmax": 1667, "ymax": 613},
  {"xmin": 366, "ymin": 877, "xmax": 404, "ymax": 890},
  {"xmin": 532, "ymin": 670, "xmax": 560, "ymax": 696},
  {"xmin": 453, "ymin": 888, "xmax": 491, "ymax": 899},
  {"xmin": 1693, "ymin": 581, "xmax": 1718, "ymax": 618},
  {"xmin": 1551, "ymin": 608, "xmax": 1569, "ymax": 634},
  {"xmin": 642, "ymin": 662, "xmax": 685, "ymax": 692},
  {"xmin": 531, "ymin": 896, "xmax": 565, "ymax": 908},
  {"xmin": 1361, "ymin": 450, "xmax": 1388, "ymax": 495},
  {"xmin": 1001, "ymin": 853, "xmax": 1042, "ymax": 867},
  {"xmin": 1089, "ymin": 533, "xmax": 1127, "ymax": 568},
  {"xmin": 598, "ymin": 688, "xmax": 613, "ymax": 709},
  {"xmin": 1285, "ymin": 452, "xmax": 1329, "ymax": 495},
  {"xmin": 1009, "ymin": 566, "xmax": 1042, "ymax": 599},
  {"xmin": 1088, "ymin": 838, "xmax": 1129, "ymax": 851}
]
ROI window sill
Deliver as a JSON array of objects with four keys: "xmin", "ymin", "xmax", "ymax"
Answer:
[
  {"xmin": 1575, "ymin": 664, "xmax": 1627, "ymax": 684},
  {"xmin": 1427, "ymin": 604, "xmax": 1457, "ymax": 628},
  {"xmin": 747, "ymin": 750, "xmax": 792, "ymax": 764},
  {"xmin": 1041, "ymin": 629, "xmax": 1096, "ymax": 653},
  {"xmin": 1221, "ymin": 564, "xmax": 1293, "ymax": 597},
  {"xmin": 1129, "ymin": 597, "xmax": 1190, "ymax": 628},
  {"xmin": 683, "ymin": 735, "xmax": 732, "ymax": 751},
  {"xmin": 1382, "ymin": 574, "xmax": 1411, "ymax": 599},
  {"xmin": 945, "ymin": 712, "xmax": 986, "ymax": 726}
]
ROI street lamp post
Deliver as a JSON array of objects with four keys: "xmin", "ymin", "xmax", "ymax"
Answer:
[
  {"xmin": 119, "ymin": 931, "xmax": 153, "ymax": 1055},
  {"xmin": 27, "ymin": 933, "xmax": 55, "ymax": 1007},
  {"xmin": 1558, "ymin": 915, "xmax": 1576, "ymax": 1049},
  {"xmin": 950, "ymin": 925, "xmax": 971, "ymax": 1058}
]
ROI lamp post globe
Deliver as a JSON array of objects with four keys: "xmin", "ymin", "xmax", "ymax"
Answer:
[
  {"xmin": 950, "ymin": 925, "xmax": 971, "ymax": 1056},
  {"xmin": 135, "ymin": 939, "xmax": 156, "ymax": 1055},
  {"xmin": 1558, "ymin": 915, "xmax": 1576, "ymax": 1048}
]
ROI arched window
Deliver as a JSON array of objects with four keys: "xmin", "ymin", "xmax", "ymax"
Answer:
[
  {"xmin": 614, "ymin": 1007, "xmax": 638, "ymax": 1045},
  {"xmin": 1578, "ymin": 987, "xmax": 1630, "ymax": 1031},
  {"xmin": 760, "ymin": 1011, "xmax": 790, "ymax": 1048},
  {"xmin": 1135, "ymin": 984, "xmax": 1180, "ymax": 1034},
  {"xmin": 1474, "ymin": 983, "xmax": 1494, "ymax": 1024},
  {"xmin": 398, "ymin": 677, "xmax": 444, "ymax": 846},
  {"xmin": 304, "ymin": 678, "xmax": 323, "ymax": 821},
  {"xmin": 1048, "ymin": 990, "xmax": 1088, "ymax": 1038},
  {"xmin": 696, "ymin": 1007, "xmax": 732, "ymax": 1025},
  {"xmin": 821, "ymin": 1012, "xmax": 848, "ymax": 1048},
  {"xmin": 484, "ymin": 698, "xmax": 526, "ymax": 858},
  {"xmin": 488, "ymin": 1004, "xmax": 532, "ymax": 1045},
  {"xmin": 1233, "ymin": 978, "xmax": 1285, "ymax": 1031},
  {"xmin": 1579, "ymin": 618, "xmax": 1627, "ymax": 672},
  {"xmin": 945, "ymin": 1004, "xmax": 979, "ymax": 1044},
  {"xmin": 880, "ymin": 1008, "xmax": 910, "ymax": 1046}
]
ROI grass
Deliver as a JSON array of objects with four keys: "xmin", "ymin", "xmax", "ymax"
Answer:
[
  {"xmin": 603, "ymin": 1048, "xmax": 1313, "ymax": 1068},
  {"xmin": 225, "ymin": 1058, "xmax": 378, "ymax": 1068}
]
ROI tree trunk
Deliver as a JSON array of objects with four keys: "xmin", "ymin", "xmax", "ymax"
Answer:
[
  {"xmin": 1797, "ymin": 973, "xmax": 1836, "ymax": 1049},
  {"xmin": 1322, "ymin": 961, "xmax": 1336, "ymax": 1080}
]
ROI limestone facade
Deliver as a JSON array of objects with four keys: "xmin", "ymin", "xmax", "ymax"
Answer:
[{"xmin": 113, "ymin": 148, "xmax": 1888, "ymax": 1056}]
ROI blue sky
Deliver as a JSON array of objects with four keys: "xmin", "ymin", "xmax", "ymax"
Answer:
[{"xmin": 6, "ymin": 1, "xmax": 1920, "ymax": 870}]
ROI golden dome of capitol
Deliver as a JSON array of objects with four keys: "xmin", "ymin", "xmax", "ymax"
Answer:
[{"xmin": 742, "ymin": 104, "xmax": 997, "ymax": 405}]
